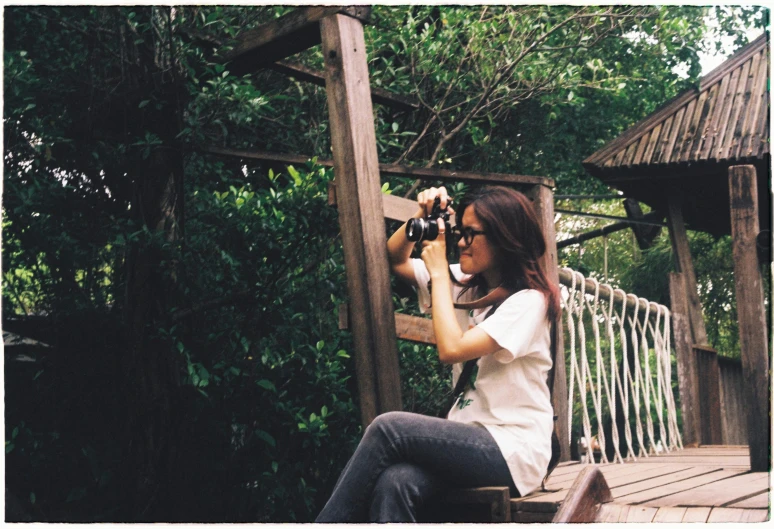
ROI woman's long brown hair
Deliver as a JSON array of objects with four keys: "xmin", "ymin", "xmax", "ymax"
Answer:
[{"xmin": 455, "ymin": 186, "xmax": 561, "ymax": 323}]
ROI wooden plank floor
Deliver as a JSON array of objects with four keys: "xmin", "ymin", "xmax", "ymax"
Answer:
[{"xmin": 511, "ymin": 446, "xmax": 770, "ymax": 523}]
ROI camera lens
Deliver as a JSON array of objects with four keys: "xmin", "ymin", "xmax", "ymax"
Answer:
[
  {"xmin": 406, "ymin": 218, "xmax": 426, "ymax": 241},
  {"xmin": 406, "ymin": 218, "xmax": 439, "ymax": 242}
]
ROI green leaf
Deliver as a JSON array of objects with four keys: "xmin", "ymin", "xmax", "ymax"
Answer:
[
  {"xmin": 138, "ymin": 100, "xmax": 150, "ymax": 109},
  {"xmin": 255, "ymin": 429, "xmax": 276, "ymax": 448},
  {"xmin": 257, "ymin": 379, "xmax": 276, "ymax": 392}
]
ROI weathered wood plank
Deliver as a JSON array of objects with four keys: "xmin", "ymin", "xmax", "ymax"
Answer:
[
  {"xmin": 681, "ymin": 506, "xmax": 712, "ymax": 522},
  {"xmin": 394, "ymin": 313, "xmax": 435, "ymax": 345},
  {"xmin": 710, "ymin": 64, "xmax": 744, "ymax": 162},
  {"xmin": 643, "ymin": 472, "xmax": 768, "ymax": 507},
  {"xmin": 717, "ymin": 57, "xmax": 752, "ymax": 160},
  {"xmin": 669, "ymin": 272, "xmax": 700, "ymax": 446},
  {"xmin": 268, "ymin": 60, "xmax": 419, "ymax": 111},
  {"xmin": 444, "ymin": 486, "xmax": 511, "ymax": 522},
  {"xmin": 689, "ymin": 83, "xmax": 719, "ymax": 161},
  {"xmin": 678, "ymin": 89, "xmax": 708, "ymax": 162},
  {"xmin": 726, "ymin": 491, "xmax": 769, "ymax": 509},
  {"xmin": 530, "ymin": 464, "xmax": 674, "ymax": 505},
  {"xmin": 739, "ymin": 509, "xmax": 770, "ymax": 522},
  {"xmin": 595, "ymin": 504, "xmax": 623, "ymax": 522},
  {"xmin": 642, "ymin": 122, "xmax": 662, "ymax": 164},
  {"xmin": 627, "ymin": 456, "xmax": 750, "ymax": 466},
  {"xmin": 652, "ymin": 115, "xmax": 673, "ymax": 164},
  {"xmin": 622, "ymin": 469, "xmax": 747, "ymax": 504},
  {"xmin": 528, "ymin": 184, "xmax": 568, "ymax": 463},
  {"xmin": 625, "ymin": 505, "xmax": 658, "ymax": 522},
  {"xmin": 666, "ymin": 193, "xmax": 709, "ymax": 345},
  {"xmin": 737, "ymin": 48, "xmax": 768, "ymax": 158},
  {"xmin": 707, "ymin": 507, "xmax": 768, "ymax": 522},
  {"xmin": 653, "ymin": 506, "xmax": 688, "ymax": 522},
  {"xmin": 728, "ymin": 52, "xmax": 760, "ymax": 159},
  {"xmin": 329, "ymin": 181, "xmax": 452, "ymax": 224},
  {"xmin": 321, "ymin": 13, "xmax": 401, "ymax": 424},
  {"xmin": 729, "ymin": 165, "xmax": 770, "ymax": 472},
  {"xmin": 699, "ymin": 73, "xmax": 732, "ymax": 160},
  {"xmin": 718, "ymin": 358, "xmax": 747, "ymax": 445},
  {"xmin": 222, "ymin": 6, "xmax": 369, "ymax": 74},
  {"xmin": 662, "ymin": 105, "xmax": 688, "ymax": 163},
  {"xmin": 694, "ymin": 346, "xmax": 723, "ymax": 445},
  {"xmin": 612, "ymin": 466, "xmax": 718, "ymax": 500},
  {"xmin": 553, "ymin": 467, "xmax": 612, "ymax": 523}
]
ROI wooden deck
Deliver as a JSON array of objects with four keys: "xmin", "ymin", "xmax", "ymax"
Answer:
[{"xmin": 512, "ymin": 446, "xmax": 770, "ymax": 522}]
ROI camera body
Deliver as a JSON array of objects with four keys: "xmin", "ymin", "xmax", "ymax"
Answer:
[{"xmin": 406, "ymin": 197, "xmax": 452, "ymax": 242}]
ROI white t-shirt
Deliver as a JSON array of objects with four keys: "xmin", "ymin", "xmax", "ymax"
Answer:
[{"xmin": 412, "ymin": 259, "xmax": 554, "ymax": 496}]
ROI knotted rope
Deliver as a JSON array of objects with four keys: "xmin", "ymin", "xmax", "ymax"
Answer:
[{"xmin": 560, "ymin": 268, "xmax": 683, "ymax": 463}]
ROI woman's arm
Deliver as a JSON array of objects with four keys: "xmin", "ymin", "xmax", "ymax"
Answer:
[
  {"xmin": 420, "ymin": 220, "xmax": 502, "ymax": 365},
  {"xmin": 386, "ymin": 207, "xmax": 424, "ymax": 287},
  {"xmin": 387, "ymin": 186, "xmax": 453, "ymax": 288}
]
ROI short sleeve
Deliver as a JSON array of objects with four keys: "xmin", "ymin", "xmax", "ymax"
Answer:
[
  {"xmin": 411, "ymin": 259, "xmax": 432, "ymax": 313},
  {"xmin": 476, "ymin": 290, "xmax": 548, "ymax": 363},
  {"xmin": 412, "ymin": 260, "xmax": 471, "ymax": 314}
]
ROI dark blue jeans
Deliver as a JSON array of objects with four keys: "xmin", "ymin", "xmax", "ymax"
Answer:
[{"xmin": 316, "ymin": 411, "xmax": 516, "ymax": 523}]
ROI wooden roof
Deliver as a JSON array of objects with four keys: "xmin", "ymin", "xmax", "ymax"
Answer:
[{"xmin": 582, "ymin": 32, "xmax": 770, "ymax": 236}]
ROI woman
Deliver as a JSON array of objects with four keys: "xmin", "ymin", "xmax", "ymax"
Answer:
[{"xmin": 316, "ymin": 185, "xmax": 560, "ymax": 523}]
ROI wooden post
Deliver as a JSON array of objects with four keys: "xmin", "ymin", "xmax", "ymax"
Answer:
[
  {"xmin": 320, "ymin": 13, "xmax": 402, "ymax": 426},
  {"xmin": 694, "ymin": 345, "xmax": 723, "ymax": 445},
  {"xmin": 668, "ymin": 272, "xmax": 700, "ymax": 446},
  {"xmin": 665, "ymin": 192, "xmax": 709, "ymax": 345},
  {"xmin": 728, "ymin": 165, "xmax": 769, "ymax": 472},
  {"xmin": 529, "ymin": 183, "xmax": 570, "ymax": 462}
]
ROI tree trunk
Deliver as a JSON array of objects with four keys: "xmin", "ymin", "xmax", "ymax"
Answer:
[{"xmin": 122, "ymin": 107, "xmax": 184, "ymax": 520}]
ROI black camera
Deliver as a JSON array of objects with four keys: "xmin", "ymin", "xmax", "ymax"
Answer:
[{"xmin": 406, "ymin": 197, "xmax": 452, "ymax": 242}]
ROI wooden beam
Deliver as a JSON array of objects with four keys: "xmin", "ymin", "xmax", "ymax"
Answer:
[
  {"xmin": 668, "ymin": 272, "xmax": 700, "ymax": 446},
  {"xmin": 528, "ymin": 184, "xmax": 570, "ymax": 463},
  {"xmin": 665, "ymin": 192, "xmax": 708, "ymax": 345},
  {"xmin": 340, "ymin": 305, "xmax": 436, "ymax": 345},
  {"xmin": 268, "ymin": 60, "xmax": 420, "ymax": 111},
  {"xmin": 328, "ymin": 181, "xmax": 455, "ymax": 225},
  {"xmin": 728, "ymin": 165, "xmax": 770, "ymax": 472},
  {"xmin": 623, "ymin": 198, "xmax": 662, "ymax": 250},
  {"xmin": 552, "ymin": 467, "xmax": 612, "ymax": 523},
  {"xmin": 203, "ymin": 146, "xmax": 554, "ymax": 187},
  {"xmin": 222, "ymin": 6, "xmax": 371, "ymax": 75},
  {"xmin": 557, "ymin": 210, "xmax": 664, "ymax": 249},
  {"xmin": 444, "ymin": 487, "xmax": 511, "ymax": 522},
  {"xmin": 320, "ymin": 12, "xmax": 401, "ymax": 425}
]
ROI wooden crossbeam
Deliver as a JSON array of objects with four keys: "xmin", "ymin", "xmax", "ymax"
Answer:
[
  {"xmin": 328, "ymin": 182, "xmax": 452, "ymax": 224},
  {"xmin": 203, "ymin": 146, "xmax": 554, "ymax": 187},
  {"xmin": 269, "ymin": 60, "xmax": 419, "ymax": 111},
  {"xmin": 221, "ymin": 6, "xmax": 371, "ymax": 75},
  {"xmin": 557, "ymin": 210, "xmax": 664, "ymax": 249},
  {"xmin": 339, "ymin": 304, "xmax": 436, "ymax": 345}
]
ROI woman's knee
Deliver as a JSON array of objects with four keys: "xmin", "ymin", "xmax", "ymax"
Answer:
[{"xmin": 365, "ymin": 411, "xmax": 413, "ymax": 437}]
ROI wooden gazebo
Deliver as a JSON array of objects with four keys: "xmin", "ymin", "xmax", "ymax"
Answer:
[{"xmin": 582, "ymin": 31, "xmax": 770, "ymax": 472}]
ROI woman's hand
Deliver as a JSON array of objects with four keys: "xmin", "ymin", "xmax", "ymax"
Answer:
[
  {"xmin": 420, "ymin": 217, "xmax": 449, "ymax": 280},
  {"xmin": 416, "ymin": 186, "xmax": 455, "ymax": 217}
]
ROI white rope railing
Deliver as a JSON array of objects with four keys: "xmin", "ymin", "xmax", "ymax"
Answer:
[{"xmin": 560, "ymin": 268, "xmax": 683, "ymax": 464}]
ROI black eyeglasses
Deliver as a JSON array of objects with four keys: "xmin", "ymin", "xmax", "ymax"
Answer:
[{"xmin": 451, "ymin": 226, "xmax": 487, "ymax": 246}]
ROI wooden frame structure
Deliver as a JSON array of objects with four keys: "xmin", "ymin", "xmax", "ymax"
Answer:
[
  {"xmin": 583, "ymin": 32, "xmax": 770, "ymax": 470},
  {"xmin": 209, "ymin": 6, "xmax": 570, "ymax": 457}
]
